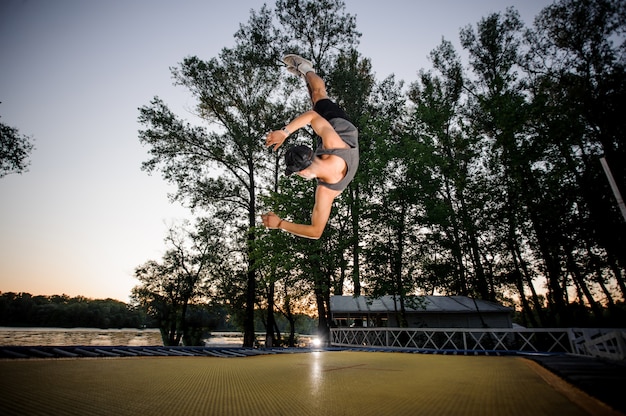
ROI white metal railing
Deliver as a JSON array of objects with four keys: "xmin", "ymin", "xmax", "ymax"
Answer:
[
  {"xmin": 568, "ymin": 328, "xmax": 626, "ymax": 360},
  {"xmin": 330, "ymin": 327, "xmax": 625, "ymax": 357}
]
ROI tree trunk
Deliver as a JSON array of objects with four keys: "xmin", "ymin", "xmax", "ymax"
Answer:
[
  {"xmin": 314, "ymin": 290, "xmax": 330, "ymax": 346},
  {"xmin": 287, "ymin": 315, "xmax": 296, "ymax": 347},
  {"xmin": 443, "ymin": 182, "xmax": 468, "ymax": 295},
  {"xmin": 607, "ymin": 253, "xmax": 626, "ymax": 301},
  {"xmin": 459, "ymin": 196, "xmax": 490, "ymax": 300},
  {"xmin": 243, "ymin": 270, "xmax": 256, "ymax": 347},
  {"xmin": 351, "ymin": 184, "xmax": 361, "ymax": 296},
  {"xmin": 283, "ymin": 290, "xmax": 296, "ymax": 347},
  {"xmin": 528, "ymin": 197, "xmax": 568, "ymax": 326},
  {"xmin": 243, "ymin": 178, "xmax": 257, "ymax": 348},
  {"xmin": 589, "ymin": 251, "xmax": 615, "ymax": 307},
  {"xmin": 314, "ymin": 264, "xmax": 332, "ymax": 346},
  {"xmin": 265, "ymin": 282, "xmax": 276, "ymax": 348},
  {"xmin": 566, "ymin": 251, "xmax": 603, "ymax": 319},
  {"xmin": 513, "ymin": 242, "xmax": 547, "ymax": 326},
  {"xmin": 395, "ymin": 203, "xmax": 408, "ymax": 327},
  {"xmin": 512, "ymin": 266, "xmax": 538, "ymax": 327}
]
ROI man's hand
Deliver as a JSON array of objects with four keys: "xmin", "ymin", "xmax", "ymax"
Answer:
[
  {"xmin": 261, "ymin": 212, "xmax": 282, "ymax": 229},
  {"xmin": 265, "ymin": 130, "xmax": 288, "ymax": 151}
]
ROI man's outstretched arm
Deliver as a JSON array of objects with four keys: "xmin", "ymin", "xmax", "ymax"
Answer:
[
  {"xmin": 265, "ymin": 110, "xmax": 317, "ymax": 150},
  {"xmin": 262, "ymin": 185, "xmax": 340, "ymax": 239}
]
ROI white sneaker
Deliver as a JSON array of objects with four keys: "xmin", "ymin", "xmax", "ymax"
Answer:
[
  {"xmin": 283, "ymin": 54, "xmax": 314, "ymax": 75},
  {"xmin": 285, "ymin": 65, "xmax": 304, "ymax": 78}
]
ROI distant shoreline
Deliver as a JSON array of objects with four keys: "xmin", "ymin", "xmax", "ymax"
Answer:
[
  {"xmin": 0, "ymin": 326, "xmax": 160, "ymax": 331},
  {"xmin": 0, "ymin": 328, "xmax": 313, "ymax": 347}
]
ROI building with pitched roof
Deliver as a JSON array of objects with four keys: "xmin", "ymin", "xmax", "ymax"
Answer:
[{"xmin": 330, "ymin": 295, "xmax": 513, "ymax": 328}]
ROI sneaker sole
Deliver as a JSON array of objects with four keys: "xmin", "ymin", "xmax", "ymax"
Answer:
[
  {"xmin": 283, "ymin": 54, "xmax": 313, "ymax": 69},
  {"xmin": 285, "ymin": 65, "xmax": 304, "ymax": 77}
]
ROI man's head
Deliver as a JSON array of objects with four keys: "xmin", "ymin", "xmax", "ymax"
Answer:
[{"xmin": 285, "ymin": 145, "xmax": 313, "ymax": 176}]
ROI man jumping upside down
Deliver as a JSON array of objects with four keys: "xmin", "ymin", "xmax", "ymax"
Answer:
[{"xmin": 261, "ymin": 54, "xmax": 359, "ymax": 239}]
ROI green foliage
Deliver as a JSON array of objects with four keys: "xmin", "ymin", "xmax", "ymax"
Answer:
[
  {"xmin": 131, "ymin": 220, "xmax": 229, "ymax": 345},
  {"xmin": 0, "ymin": 112, "xmax": 34, "ymax": 178},
  {"xmin": 275, "ymin": 0, "xmax": 360, "ymax": 71},
  {"xmin": 136, "ymin": 0, "xmax": 626, "ymax": 332},
  {"xmin": 0, "ymin": 292, "xmax": 150, "ymax": 328},
  {"xmin": 513, "ymin": 301, "xmax": 626, "ymax": 328}
]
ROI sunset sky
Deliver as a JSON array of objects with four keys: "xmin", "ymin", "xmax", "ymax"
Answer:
[{"xmin": 0, "ymin": 0, "xmax": 554, "ymax": 302}]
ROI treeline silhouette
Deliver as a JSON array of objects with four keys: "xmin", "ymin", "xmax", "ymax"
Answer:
[
  {"xmin": 0, "ymin": 292, "xmax": 318, "ymax": 340},
  {"xmin": 0, "ymin": 292, "xmax": 153, "ymax": 328}
]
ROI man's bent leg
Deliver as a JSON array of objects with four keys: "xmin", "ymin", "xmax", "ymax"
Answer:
[
  {"xmin": 305, "ymin": 72, "xmax": 329, "ymax": 105},
  {"xmin": 283, "ymin": 54, "xmax": 328, "ymax": 104}
]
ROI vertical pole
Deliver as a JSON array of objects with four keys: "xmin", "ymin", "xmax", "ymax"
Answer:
[{"xmin": 600, "ymin": 157, "xmax": 626, "ymax": 221}]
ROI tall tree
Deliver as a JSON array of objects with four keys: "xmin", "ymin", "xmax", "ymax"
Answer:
[
  {"xmin": 138, "ymin": 0, "xmax": 367, "ymax": 346},
  {"xmin": 459, "ymin": 9, "xmax": 529, "ymax": 303},
  {"xmin": 327, "ymin": 50, "xmax": 376, "ymax": 297},
  {"xmin": 138, "ymin": 7, "xmax": 289, "ymax": 345},
  {"xmin": 254, "ymin": 0, "xmax": 363, "ymax": 343},
  {"xmin": 408, "ymin": 39, "xmax": 481, "ymax": 299},
  {"xmin": 132, "ymin": 220, "xmax": 224, "ymax": 345},
  {"xmin": 525, "ymin": 0, "xmax": 626, "ymax": 303},
  {"xmin": 360, "ymin": 73, "xmax": 423, "ymax": 325}
]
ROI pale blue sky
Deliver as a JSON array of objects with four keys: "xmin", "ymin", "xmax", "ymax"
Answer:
[{"xmin": 0, "ymin": 0, "xmax": 553, "ymax": 302}]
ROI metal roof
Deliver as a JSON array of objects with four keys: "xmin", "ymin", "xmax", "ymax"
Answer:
[{"xmin": 330, "ymin": 295, "xmax": 512, "ymax": 314}]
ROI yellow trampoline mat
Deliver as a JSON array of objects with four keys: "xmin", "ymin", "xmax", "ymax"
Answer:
[{"xmin": 0, "ymin": 351, "xmax": 612, "ymax": 416}]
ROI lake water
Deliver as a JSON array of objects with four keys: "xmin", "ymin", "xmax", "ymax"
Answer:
[
  {"xmin": 0, "ymin": 328, "xmax": 313, "ymax": 347},
  {"xmin": 0, "ymin": 328, "xmax": 249, "ymax": 347}
]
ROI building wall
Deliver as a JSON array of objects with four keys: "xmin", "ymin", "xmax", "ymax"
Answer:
[
  {"xmin": 408, "ymin": 313, "xmax": 512, "ymax": 328},
  {"xmin": 333, "ymin": 312, "xmax": 512, "ymax": 328}
]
